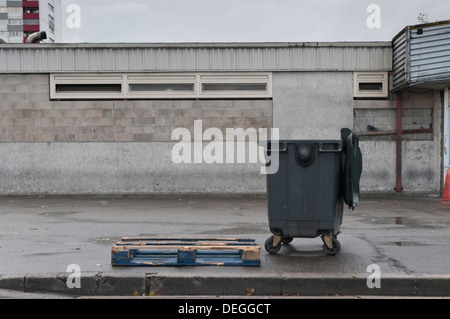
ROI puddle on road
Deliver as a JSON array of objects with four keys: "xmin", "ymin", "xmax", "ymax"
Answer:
[
  {"xmin": 277, "ymin": 244, "xmax": 328, "ymax": 258},
  {"xmin": 196, "ymin": 226, "xmax": 268, "ymax": 235},
  {"xmin": 38, "ymin": 211, "xmax": 83, "ymax": 217},
  {"xmin": 359, "ymin": 215, "xmax": 441, "ymax": 228},
  {"xmin": 88, "ymin": 237, "xmax": 121, "ymax": 245},
  {"xmin": 387, "ymin": 241, "xmax": 429, "ymax": 247}
]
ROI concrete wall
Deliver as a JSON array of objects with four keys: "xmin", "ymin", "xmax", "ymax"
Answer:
[
  {"xmin": 0, "ymin": 72, "xmax": 443, "ymax": 195},
  {"xmin": 354, "ymin": 90, "xmax": 435, "ymax": 140},
  {"xmin": 272, "ymin": 72, "xmax": 354, "ymax": 140},
  {"xmin": 0, "ymin": 73, "xmax": 270, "ymax": 195},
  {"xmin": 359, "ymin": 139, "xmax": 441, "ymax": 194},
  {"xmin": 0, "ymin": 142, "xmax": 265, "ymax": 195},
  {"xmin": 0, "ymin": 74, "xmax": 272, "ymax": 143},
  {"xmin": 358, "ymin": 90, "xmax": 442, "ymax": 194},
  {"xmin": 272, "ymin": 72, "xmax": 442, "ymax": 194}
]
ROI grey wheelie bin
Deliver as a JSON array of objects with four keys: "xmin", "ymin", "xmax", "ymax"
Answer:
[{"xmin": 263, "ymin": 128, "xmax": 362, "ymax": 256}]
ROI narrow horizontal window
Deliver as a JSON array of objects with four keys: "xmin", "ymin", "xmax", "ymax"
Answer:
[
  {"xmin": 202, "ymin": 83, "xmax": 267, "ymax": 92},
  {"xmin": 130, "ymin": 83, "xmax": 194, "ymax": 92},
  {"xmin": 50, "ymin": 73, "xmax": 272, "ymax": 100},
  {"xmin": 353, "ymin": 72, "xmax": 388, "ymax": 99},
  {"xmin": 56, "ymin": 84, "xmax": 122, "ymax": 93},
  {"xmin": 358, "ymin": 82, "xmax": 383, "ymax": 92}
]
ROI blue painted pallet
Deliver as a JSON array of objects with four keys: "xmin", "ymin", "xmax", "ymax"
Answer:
[{"xmin": 111, "ymin": 237, "xmax": 260, "ymax": 266}]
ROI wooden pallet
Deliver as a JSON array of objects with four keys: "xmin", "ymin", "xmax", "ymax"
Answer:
[{"xmin": 111, "ymin": 237, "xmax": 261, "ymax": 267}]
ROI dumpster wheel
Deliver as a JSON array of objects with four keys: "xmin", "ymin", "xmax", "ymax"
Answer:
[
  {"xmin": 321, "ymin": 236, "xmax": 341, "ymax": 256},
  {"xmin": 264, "ymin": 236, "xmax": 282, "ymax": 254},
  {"xmin": 281, "ymin": 236, "xmax": 293, "ymax": 244}
]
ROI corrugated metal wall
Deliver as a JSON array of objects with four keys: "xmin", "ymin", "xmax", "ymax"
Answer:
[
  {"xmin": 393, "ymin": 21, "xmax": 450, "ymax": 91},
  {"xmin": 410, "ymin": 23, "xmax": 450, "ymax": 87},
  {"xmin": 392, "ymin": 28, "xmax": 408, "ymax": 91},
  {"xmin": 0, "ymin": 42, "xmax": 392, "ymax": 73}
]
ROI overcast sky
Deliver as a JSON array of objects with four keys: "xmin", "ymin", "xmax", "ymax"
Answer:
[{"xmin": 60, "ymin": 0, "xmax": 450, "ymax": 43}]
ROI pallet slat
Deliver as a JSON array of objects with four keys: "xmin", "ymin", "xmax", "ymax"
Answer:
[
  {"xmin": 111, "ymin": 237, "xmax": 260, "ymax": 267},
  {"xmin": 120, "ymin": 237, "xmax": 255, "ymax": 242}
]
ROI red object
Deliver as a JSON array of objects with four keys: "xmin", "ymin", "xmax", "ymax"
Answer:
[
  {"xmin": 22, "ymin": 1, "xmax": 39, "ymax": 7},
  {"xmin": 442, "ymin": 170, "xmax": 450, "ymax": 204},
  {"xmin": 23, "ymin": 25, "xmax": 40, "ymax": 32},
  {"xmin": 23, "ymin": 12, "xmax": 39, "ymax": 19}
]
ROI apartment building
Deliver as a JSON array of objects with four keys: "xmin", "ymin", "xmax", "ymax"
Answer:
[{"xmin": 0, "ymin": 0, "xmax": 61, "ymax": 43}]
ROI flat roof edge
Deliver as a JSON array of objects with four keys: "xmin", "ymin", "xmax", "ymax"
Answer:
[
  {"xmin": 392, "ymin": 19, "xmax": 450, "ymax": 43},
  {"xmin": 0, "ymin": 41, "xmax": 393, "ymax": 50}
]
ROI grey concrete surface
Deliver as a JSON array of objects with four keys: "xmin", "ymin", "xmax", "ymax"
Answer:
[
  {"xmin": 0, "ymin": 142, "xmax": 266, "ymax": 195},
  {"xmin": 0, "ymin": 195, "xmax": 449, "ymax": 297},
  {"xmin": 273, "ymin": 72, "xmax": 354, "ymax": 141}
]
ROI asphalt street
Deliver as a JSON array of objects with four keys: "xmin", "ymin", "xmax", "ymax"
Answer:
[{"xmin": 0, "ymin": 195, "xmax": 449, "ymax": 297}]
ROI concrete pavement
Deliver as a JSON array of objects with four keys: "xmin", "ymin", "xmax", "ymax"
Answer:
[{"xmin": 0, "ymin": 195, "xmax": 449, "ymax": 297}]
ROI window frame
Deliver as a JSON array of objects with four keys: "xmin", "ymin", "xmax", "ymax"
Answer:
[
  {"xmin": 126, "ymin": 73, "xmax": 198, "ymax": 98},
  {"xmin": 50, "ymin": 74, "xmax": 125, "ymax": 99},
  {"xmin": 198, "ymin": 73, "xmax": 272, "ymax": 98},
  {"xmin": 50, "ymin": 72, "xmax": 272, "ymax": 100},
  {"xmin": 353, "ymin": 72, "xmax": 389, "ymax": 99}
]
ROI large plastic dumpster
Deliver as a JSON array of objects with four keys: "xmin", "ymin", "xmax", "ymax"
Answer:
[{"xmin": 263, "ymin": 128, "xmax": 362, "ymax": 256}]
